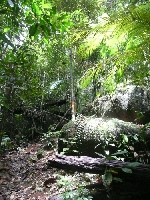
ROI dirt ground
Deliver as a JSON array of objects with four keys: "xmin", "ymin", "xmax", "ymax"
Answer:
[{"xmin": 0, "ymin": 141, "xmax": 100, "ymax": 200}]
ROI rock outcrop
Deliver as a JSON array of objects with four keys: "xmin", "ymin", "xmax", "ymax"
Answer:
[
  {"xmin": 82, "ymin": 85, "xmax": 150, "ymax": 124},
  {"xmin": 58, "ymin": 85, "xmax": 150, "ymax": 160}
]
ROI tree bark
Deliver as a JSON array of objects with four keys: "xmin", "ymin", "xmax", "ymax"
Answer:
[
  {"xmin": 48, "ymin": 154, "xmax": 150, "ymax": 182},
  {"xmin": 48, "ymin": 154, "xmax": 150, "ymax": 199}
]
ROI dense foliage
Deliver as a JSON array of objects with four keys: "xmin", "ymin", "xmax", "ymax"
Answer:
[{"xmin": 0, "ymin": 0, "xmax": 150, "ymax": 149}]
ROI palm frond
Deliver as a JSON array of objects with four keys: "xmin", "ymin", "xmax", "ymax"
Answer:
[{"xmin": 77, "ymin": 2, "xmax": 150, "ymax": 93}]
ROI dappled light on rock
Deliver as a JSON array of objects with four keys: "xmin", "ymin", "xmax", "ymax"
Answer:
[{"xmin": 82, "ymin": 85, "xmax": 150, "ymax": 124}]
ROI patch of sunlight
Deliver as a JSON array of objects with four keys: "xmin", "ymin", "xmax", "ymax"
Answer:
[
  {"xmin": 105, "ymin": 32, "xmax": 127, "ymax": 53},
  {"xmin": 85, "ymin": 32, "xmax": 104, "ymax": 52}
]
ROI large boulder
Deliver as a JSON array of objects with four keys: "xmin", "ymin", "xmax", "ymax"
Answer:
[
  {"xmin": 82, "ymin": 85, "xmax": 150, "ymax": 124},
  {"xmin": 58, "ymin": 116, "xmax": 147, "ymax": 159}
]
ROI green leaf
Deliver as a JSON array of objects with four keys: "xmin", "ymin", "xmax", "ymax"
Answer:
[
  {"xmin": 1, "ymin": 102, "xmax": 10, "ymax": 109},
  {"xmin": 29, "ymin": 23, "xmax": 39, "ymax": 37},
  {"xmin": 95, "ymin": 152, "xmax": 106, "ymax": 158},
  {"xmin": 112, "ymin": 149, "xmax": 128, "ymax": 155},
  {"xmin": 59, "ymin": 25, "xmax": 67, "ymax": 33},
  {"xmin": 51, "ymin": 6, "xmax": 56, "ymax": 15},
  {"xmin": 32, "ymin": 3, "xmax": 42, "ymax": 15},
  {"xmin": 25, "ymin": 8, "xmax": 31, "ymax": 17},
  {"xmin": 43, "ymin": 38, "xmax": 48, "ymax": 44},
  {"xmin": 122, "ymin": 168, "xmax": 132, "ymax": 173},
  {"xmin": 50, "ymin": 24, "xmax": 56, "ymax": 32},
  {"xmin": 79, "ymin": 68, "xmax": 94, "ymax": 89},
  {"xmin": 63, "ymin": 148, "xmax": 69, "ymax": 152},
  {"xmin": 63, "ymin": 21, "xmax": 73, "ymax": 27},
  {"xmin": 123, "ymin": 135, "xmax": 128, "ymax": 143},
  {"xmin": 116, "ymin": 66, "xmax": 124, "ymax": 83},
  {"xmin": 72, "ymin": 150, "xmax": 79, "ymax": 153},
  {"xmin": 60, "ymin": 138, "xmax": 68, "ymax": 143},
  {"xmin": 3, "ymin": 27, "xmax": 10, "ymax": 33},
  {"xmin": 41, "ymin": 3, "xmax": 52, "ymax": 9},
  {"xmin": 0, "ymin": 9, "xmax": 8, "ymax": 14},
  {"xmin": 133, "ymin": 134, "xmax": 139, "ymax": 141},
  {"xmin": 44, "ymin": 25, "xmax": 52, "ymax": 36},
  {"xmin": 58, "ymin": 14, "xmax": 69, "ymax": 21},
  {"xmin": 125, "ymin": 162, "xmax": 140, "ymax": 167}
]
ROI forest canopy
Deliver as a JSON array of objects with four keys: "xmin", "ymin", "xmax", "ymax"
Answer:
[
  {"xmin": 0, "ymin": 0, "xmax": 150, "ymax": 141},
  {"xmin": 0, "ymin": 2, "xmax": 150, "ymax": 199}
]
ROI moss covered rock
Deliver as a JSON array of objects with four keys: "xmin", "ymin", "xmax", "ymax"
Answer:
[{"xmin": 58, "ymin": 116, "xmax": 144, "ymax": 158}]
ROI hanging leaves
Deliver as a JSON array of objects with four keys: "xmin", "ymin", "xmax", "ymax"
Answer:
[{"xmin": 76, "ymin": 1, "xmax": 150, "ymax": 95}]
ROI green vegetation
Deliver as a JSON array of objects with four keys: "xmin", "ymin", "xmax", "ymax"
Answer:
[
  {"xmin": 0, "ymin": 1, "xmax": 150, "ymax": 198},
  {"xmin": 1, "ymin": 0, "xmax": 150, "ymax": 137}
]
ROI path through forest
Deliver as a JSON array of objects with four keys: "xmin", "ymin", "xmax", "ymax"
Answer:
[{"xmin": 0, "ymin": 141, "xmax": 99, "ymax": 200}]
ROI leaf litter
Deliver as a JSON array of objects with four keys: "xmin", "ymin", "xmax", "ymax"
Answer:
[{"xmin": 0, "ymin": 140, "xmax": 100, "ymax": 200}]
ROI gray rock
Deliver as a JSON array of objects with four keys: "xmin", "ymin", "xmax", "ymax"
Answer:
[{"xmin": 82, "ymin": 85, "xmax": 150, "ymax": 124}]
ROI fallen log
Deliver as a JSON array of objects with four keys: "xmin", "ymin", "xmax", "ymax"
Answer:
[
  {"xmin": 48, "ymin": 154, "xmax": 150, "ymax": 182},
  {"xmin": 48, "ymin": 154, "xmax": 150, "ymax": 199}
]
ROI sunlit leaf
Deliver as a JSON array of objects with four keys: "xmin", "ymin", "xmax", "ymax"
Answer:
[
  {"xmin": 32, "ymin": 3, "xmax": 42, "ymax": 15},
  {"xmin": 123, "ymin": 135, "xmax": 128, "ymax": 143},
  {"xmin": 72, "ymin": 150, "xmax": 79, "ymax": 153},
  {"xmin": 3, "ymin": 27, "xmax": 10, "ymax": 33},
  {"xmin": 25, "ymin": 9, "xmax": 30, "ymax": 17},
  {"xmin": 95, "ymin": 152, "xmax": 106, "ymax": 158},
  {"xmin": 116, "ymin": 66, "xmax": 124, "ymax": 83},
  {"xmin": 43, "ymin": 38, "xmax": 48, "ymax": 44},
  {"xmin": 63, "ymin": 148, "xmax": 69, "ymax": 152},
  {"xmin": 59, "ymin": 13, "xmax": 69, "ymax": 20},
  {"xmin": 41, "ymin": 3, "xmax": 52, "ymax": 9},
  {"xmin": 59, "ymin": 25, "xmax": 66, "ymax": 33}
]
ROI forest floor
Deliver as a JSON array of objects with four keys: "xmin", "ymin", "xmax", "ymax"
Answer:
[{"xmin": 0, "ymin": 139, "xmax": 100, "ymax": 200}]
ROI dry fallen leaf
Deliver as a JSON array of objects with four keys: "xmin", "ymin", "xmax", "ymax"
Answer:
[
  {"xmin": 30, "ymin": 192, "xmax": 46, "ymax": 199},
  {"xmin": 0, "ymin": 179, "xmax": 4, "ymax": 184},
  {"xmin": 26, "ymin": 144, "xmax": 38, "ymax": 154}
]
